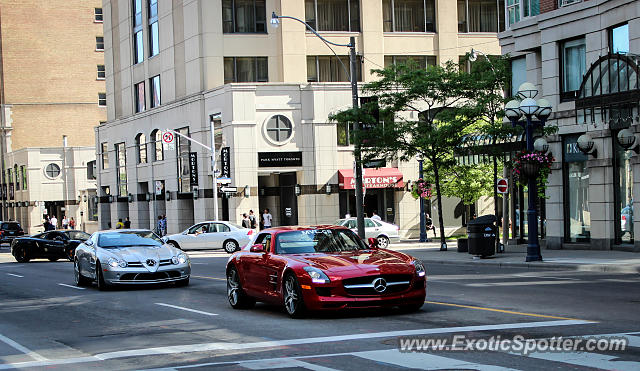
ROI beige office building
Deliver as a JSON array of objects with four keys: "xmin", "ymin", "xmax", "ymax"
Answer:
[
  {"xmin": 0, "ymin": 0, "xmax": 106, "ymax": 233},
  {"xmin": 97, "ymin": 0, "xmax": 503, "ymax": 236}
]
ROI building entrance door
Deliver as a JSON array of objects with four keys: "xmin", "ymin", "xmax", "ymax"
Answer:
[
  {"xmin": 258, "ymin": 172, "xmax": 298, "ymax": 228},
  {"xmin": 279, "ymin": 173, "xmax": 298, "ymax": 226}
]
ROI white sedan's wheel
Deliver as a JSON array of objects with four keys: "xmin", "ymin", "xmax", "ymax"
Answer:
[
  {"xmin": 224, "ymin": 240, "xmax": 239, "ymax": 254},
  {"xmin": 377, "ymin": 235, "xmax": 390, "ymax": 248}
]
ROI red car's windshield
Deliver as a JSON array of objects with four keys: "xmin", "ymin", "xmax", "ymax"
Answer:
[{"xmin": 275, "ymin": 229, "xmax": 367, "ymax": 254}]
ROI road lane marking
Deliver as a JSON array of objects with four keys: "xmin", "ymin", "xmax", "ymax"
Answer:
[
  {"xmin": 356, "ymin": 349, "xmax": 520, "ymax": 371},
  {"xmin": 0, "ymin": 320, "xmax": 594, "ymax": 369},
  {"xmin": 6, "ymin": 273, "xmax": 23, "ymax": 278},
  {"xmin": 0, "ymin": 333, "xmax": 48, "ymax": 362},
  {"xmin": 58, "ymin": 283, "xmax": 85, "ymax": 290},
  {"xmin": 191, "ymin": 275, "xmax": 226, "ymax": 281},
  {"xmin": 155, "ymin": 303, "xmax": 218, "ymax": 316},
  {"xmin": 425, "ymin": 301, "xmax": 590, "ymax": 321},
  {"xmin": 466, "ymin": 280, "xmax": 586, "ymax": 287}
]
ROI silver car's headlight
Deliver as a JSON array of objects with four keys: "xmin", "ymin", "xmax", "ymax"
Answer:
[
  {"xmin": 177, "ymin": 253, "xmax": 188, "ymax": 264},
  {"xmin": 171, "ymin": 256, "xmax": 179, "ymax": 265},
  {"xmin": 108, "ymin": 257, "xmax": 127, "ymax": 268},
  {"xmin": 412, "ymin": 259, "xmax": 426, "ymax": 277},
  {"xmin": 303, "ymin": 266, "xmax": 330, "ymax": 284}
]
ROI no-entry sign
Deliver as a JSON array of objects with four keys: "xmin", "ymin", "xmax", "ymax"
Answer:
[
  {"xmin": 497, "ymin": 178, "xmax": 508, "ymax": 194},
  {"xmin": 162, "ymin": 131, "xmax": 174, "ymax": 143}
]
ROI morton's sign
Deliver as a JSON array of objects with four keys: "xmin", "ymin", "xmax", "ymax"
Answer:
[{"xmin": 338, "ymin": 168, "xmax": 404, "ymax": 190}]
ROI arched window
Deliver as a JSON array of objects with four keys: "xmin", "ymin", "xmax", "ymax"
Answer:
[
  {"xmin": 151, "ymin": 129, "xmax": 164, "ymax": 161},
  {"xmin": 136, "ymin": 133, "xmax": 147, "ymax": 164}
]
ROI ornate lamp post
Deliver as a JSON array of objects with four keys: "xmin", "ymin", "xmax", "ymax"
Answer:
[
  {"xmin": 271, "ymin": 12, "xmax": 366, "ymax": 238},
  {"xmin": 504, "ymin": 82, "xmax": 553, "ymax": 262}
]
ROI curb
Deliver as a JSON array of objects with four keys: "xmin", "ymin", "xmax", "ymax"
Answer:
[{"xmin": 419, "ymin": 258, "xmax": 640, "ymax": 274}]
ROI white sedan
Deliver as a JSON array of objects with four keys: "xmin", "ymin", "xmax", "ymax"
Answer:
[
  {"xmin": 333, "ymin": 217, "xmax": 400, "ymax": 248},
  {"xmin": 165, "ymin": 221, "xmax": 254, "ymax": 253}
]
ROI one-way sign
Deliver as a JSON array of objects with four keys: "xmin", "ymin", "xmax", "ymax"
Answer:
[{"xmin": 220, "ymin": 186, "xmax": 237, "ymax": 193}]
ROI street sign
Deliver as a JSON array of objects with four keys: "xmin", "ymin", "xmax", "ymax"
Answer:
[
  {"xmin": 162, "ymin": 131, "xmax": 174, "ymax": 143},
  {"xmin": 220, "ymin": 186, "xmax": 237, "ymax": 193},
  {"xmin": 497, "ymin": 178, "xmax": 509, "ymax": 194}
]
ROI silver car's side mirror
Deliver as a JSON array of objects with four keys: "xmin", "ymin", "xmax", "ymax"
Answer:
[
  {"xmin": 85, "ymin": 240, "xmax": 94, "ymax": 247},
  {"xmin": 161, "ymin": 236, "xmax": 169, "ymax": 244}
]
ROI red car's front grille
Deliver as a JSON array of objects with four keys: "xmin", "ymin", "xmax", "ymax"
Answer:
[{"xmin": 342, "ymin": 274, "xmax": 412, "ymax": 296}]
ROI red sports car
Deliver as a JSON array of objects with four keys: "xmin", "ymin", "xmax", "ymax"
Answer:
[{"xmin": 225, "ymin": 225, "xmax": 426, "ymax": 318}]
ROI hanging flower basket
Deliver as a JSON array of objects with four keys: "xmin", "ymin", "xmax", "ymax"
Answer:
[
  {"xmin": 411, "ymin": 178, "xmax": 432, "ymax": 200},
  {"xmin": 512, "ymin": 150, "xmax": 555, "ymax": 199}
]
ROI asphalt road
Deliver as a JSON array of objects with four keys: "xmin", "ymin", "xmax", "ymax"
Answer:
[{"xmin": 0, "ymin": 245, "xmax": 639, "ymax": 370}]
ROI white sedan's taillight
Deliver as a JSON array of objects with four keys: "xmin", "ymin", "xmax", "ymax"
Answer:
[{"xmin": 247, "ymin": 230, "xmax": 254, "ymax": 236}]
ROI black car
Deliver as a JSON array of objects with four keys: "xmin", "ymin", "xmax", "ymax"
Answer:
[
  {"xmin": 11, "ymin": 230, "xmax": 91, "ymax": 262},
  {"xmin": 0, "ymin": 221, "xmax": 25, "ymax": 244}
]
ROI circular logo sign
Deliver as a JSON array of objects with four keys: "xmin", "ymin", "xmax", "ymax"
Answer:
[
  {"xmin": 372, "ymin": 277, "xmax": 387, "ymax": 293},
  {"xmin": 162, "ymin": 131, "xmax": 174, "ymax": 143},
  {"xmin": 497, "ymin": 178, "xmax": 508, "ymax": 194}
]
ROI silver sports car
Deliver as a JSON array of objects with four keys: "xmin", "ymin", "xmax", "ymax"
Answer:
[{"xmin": 73, "ymin": 229, "xmax": 191, "ymax": 290}]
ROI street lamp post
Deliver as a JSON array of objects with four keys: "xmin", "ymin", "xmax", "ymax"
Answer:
[
  {"xmin": 417, "ymin": 156, "xmax": 427, "ymax": 242},
  {"xmin": 505, "ymin": 82, "xmax": 553, "ymax": 262},
  {"xmin": 271, "ymin": 12, "xmax": 366, "ymax": 239}
]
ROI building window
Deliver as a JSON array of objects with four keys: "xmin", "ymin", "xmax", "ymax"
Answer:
[
  {"xmin": 610, "ymin": 23, "xmax": 629, "ymax": 55},
  {"xmin": 20, "ymin": 166, "xmax": 26, "ymax": 190},
  {"xmin": 305, "ymin": 0, "xmax": 360, "ymax": 32},
  {"xmin": 136, "ymin": 133, "xmax": 147, "ymax": 164},
  {"xmin": 563, "ymin": 135, "xmax": 590, "ymax": 243},
  {"xmin": 14, "ymin": 164, "xmax": 19, "ymax": 191},
  {"xmin": 151, "ymin": 129, "xmax": 164, "ymax": 161},
  {"xmin": 87, "ymin": 160, "xmax": 96, "ymax": 180},
  {"xmin": 222, "ymin": 0, "xmax": 266, "ymax": 33},
  {"xmin": 96, "ymin": 36, "xmax": 104, "ymax": 51},
  {"xmin": 507, "ymin": 0, "xmax": 539, "ymax": 28},
  {"xmin": 559, "ymin": 0, "xmax": 581, "ymax": 7},
  {"xmin": 306, "ymin": 55, "xmax": 362, "ymax": 82},
  {"xmin": 337, "ymin": 122, "xmax": 355, "ymax": 146},
  {"xmin": 458, "ymin": 0, "xmax": 505, "ymax": 33},
  {"xmin": 101, "ymin": 142, "xmax": 109, "ymax": 169},
  {"xmin": 95, "ymin": 7, "xmax": 103, "ymax": 22},
  {"xmin": 384, "ymin": 55, "xmax": 437, "ymax": 69},
  {"xmin": 97, "ymin": 65, "xmax": 106, "ymax": 80},
  {"xmin": 560, "ymin": 37, "xmax": 585, "ymax": 100},
  {"xmin": 176, "ymin": 127, "xmax": 191, "ymax": 193},
  {"xmin": 133, "ymin": 0, "xmax": 144, "ymax": 63},
  {"xmin": 148, "ymin": 0, "xmax": 159, "ymax": 57},
  {"xmin": 223, "ymin": 57, "xmax": 268, "ymax": 83},
  {"xmin": 98, "ymin": 93, "xmax": 107, "ymax": 106},
  {"xmin": 382, "ymin": 0, "xmax": 435, "ymax": 32},
  {"xmin": 150, "ymin": 75, "xmax": 161, "ymax": 108},
  {"xmin": 135, "ymin": 81, "xmax": 145, "ymax": 113},
  {"xmin": 115, "ymin": 142, "xmax": 127, "ymax": 197},
  {"xmin": 510, "ymin": 56, "xmax": 526, "ymax": 97},
  {"xmin": 265, "ymin": 115, "xmax": 293, "ymax": 143},
  {"xmin": 614, "ymin": 134, "xmax": 634, "ymax": 244},
  {"xmin": 45, "ymin": 163, "xmax": 61, "ymax": 179}
]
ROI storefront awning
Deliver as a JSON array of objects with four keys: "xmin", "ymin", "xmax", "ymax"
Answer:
[{"xmin": 338, "ymin": 168, "xmax": 404, "ymax": 190}]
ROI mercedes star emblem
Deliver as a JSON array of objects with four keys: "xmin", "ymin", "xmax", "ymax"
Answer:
[
  {"xmin": 146, "ymin": 259, "xmax": 156, "ymax": 267},
  {"xmin": 372, "ymin": 277, "xmax": 387, "ymax": 293}
]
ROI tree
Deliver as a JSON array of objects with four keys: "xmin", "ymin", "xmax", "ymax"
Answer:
[{"xmin": 330, "ymin": 61, "xmax": 479, "ymax": 249}]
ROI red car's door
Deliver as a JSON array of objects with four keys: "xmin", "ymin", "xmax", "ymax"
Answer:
[
  {"xmin": 240, "ymin": 233, "xmax": 272, "ymax": 299},
  {"xmin": 254, "ymin": 244, "xmax": 288, "ymax": 303}
]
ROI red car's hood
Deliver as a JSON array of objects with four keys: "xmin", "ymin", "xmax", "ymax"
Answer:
[{"xmin": 287, "ymin": 249, "xmax": 415, "ymax": 276}]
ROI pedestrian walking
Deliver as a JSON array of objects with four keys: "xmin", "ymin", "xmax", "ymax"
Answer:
[
  {"xmin": 50, "ymin": 216, "xmax": 58, "ymax": 229},
  {"xmin": 116, "ymin": 218, "xmax": 124, "ymax": 229},
  {"xmin": 262, "ymin": 208, "xmax": 273, "ymax": 230},
  {"xmin": 160, "ymin": 215, "xmax": 167, "ymax": 236},
  {"xmin": 241, "ymin": 213, "xmax": 251, "ymax": 229},
  {"xmin": 69, "ymin": 217, "xmax": 76, "ymax": 229},
  {"xmin": 156, "ymin": 215, "xmax": 163, "ymax": 235},
  {"xmin": 62, "ymin": 216, "xmax": 69, "ymax": 229},
  {"xmin": 43, "ymin": 218, "xmax": 54, "ymax": 231},
  {"xmin": 124, "ymin": 217, "xmax": 131, "ymax": 229},
  {"xmin": 425, "ymin": 213, "xmax": 436, "ymax": 237},
  {"xmin": 249, "ymin": 210, "xmax": 257, "ymax": 229}
]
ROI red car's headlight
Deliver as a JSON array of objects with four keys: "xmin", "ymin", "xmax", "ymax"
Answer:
[{"xmin": 303, "ymin": 266, "xmax": 330, "ymax": 284}]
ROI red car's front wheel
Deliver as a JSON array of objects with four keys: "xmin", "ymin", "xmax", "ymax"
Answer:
[
  {"xmin": 283, "ymin": 274, "xmax": 306, "ymax": 318},
  {"xmin": 227, "ymin": 266, "xmax": 255, "ymax": 309}
]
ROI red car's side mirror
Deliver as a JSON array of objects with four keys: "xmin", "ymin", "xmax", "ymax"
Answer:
[
  {"xmin": 368, "ymin": 237, "xmax": 379, "ymax": 249},
  {"xmin": 250, "ymin": 243, "xmax": 265, "ymax": 253}
]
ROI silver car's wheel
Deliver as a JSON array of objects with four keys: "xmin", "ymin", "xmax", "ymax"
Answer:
[
  {"xmin": 283, "ymin": 275, "xmax": 305, "ymax": 318},
  {"xmin": 224, "ymin": 240, "xmax": 239, "ymax": 254},
  {"xmin": 377, "ymin": 235, "xmax": 390, "ymax": 248},
  {"xmin": 227, "ymin": 266, "xmax": 254, "ymax": 309},
  {"xmin": 74, "ymin": 259, "xmax": 90, "ymax": 287}
]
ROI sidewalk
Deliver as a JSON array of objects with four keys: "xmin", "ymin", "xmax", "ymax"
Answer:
[{"xmin": 392, "ymin": 240, "xmax": 640, "ymax": 274}]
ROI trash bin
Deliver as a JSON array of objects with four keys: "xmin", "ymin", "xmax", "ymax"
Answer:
[
  {"xmin": 457, "ymin": 238, "xmax": 468, "ymax": 253},
  {"xmin": 467, "ymin": 215, "xmax": 497, "ymax": 257}
]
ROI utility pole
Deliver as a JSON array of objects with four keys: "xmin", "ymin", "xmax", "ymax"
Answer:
[{"xmin": 350, "ymin": 36, "xmax": 365, "ymax": 239}]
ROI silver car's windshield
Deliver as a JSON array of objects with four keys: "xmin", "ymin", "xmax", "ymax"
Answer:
[
  {"xmin": 276, "ymin": 229, "xmax": 367, "ymax": 254},
  {"xmin": 98, "ymin": 231, "xmax": 162, "ymax": 248}
]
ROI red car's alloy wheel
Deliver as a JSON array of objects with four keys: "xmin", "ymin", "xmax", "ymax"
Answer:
[
  {"xmin": 283, "ymin": 275, "xmax": 305, "ymax": 318},
  {"xmin": 226, "ymin": 266, "xmax": 255, "ymax": 309}
]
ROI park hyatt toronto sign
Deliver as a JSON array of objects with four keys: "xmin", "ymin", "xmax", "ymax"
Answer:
[{"xmin": 258, "ymin": 152, "xmax": 303, "ymax": 167}]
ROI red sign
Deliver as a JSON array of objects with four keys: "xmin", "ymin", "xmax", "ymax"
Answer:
[
  {"xmin": 162, "ymin": 131, "xmax": 174, "ymax": 143},
  {"xmin": 497, "ymin": 178, "xmax": 508, "ymax": 194},
  {"xmin": 338, "ymin": 168, "xmax": 404, "ymax": 190}
]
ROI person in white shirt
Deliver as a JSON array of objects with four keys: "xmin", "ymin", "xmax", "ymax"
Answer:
[
  {"xmin": 371, "ymin": 211, "xmax": 382, "ymax": 221},
  {"xmin": 62, "ymin": 216, "xmax": 69, "ymax": 229},
  {"xmin": 50, "ymin": 216, "xmax": 58, "ymax": 229},
  {"xmin": 262, "ymin": 208, "xmax": 273, "ymax": 230}
]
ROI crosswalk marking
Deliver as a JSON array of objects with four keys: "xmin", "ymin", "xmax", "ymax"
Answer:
[
  {"xmin": 466, "ymin": 280, "xmax": 586, "ymax": 287},
  {"xmin": 355, "ymin": 349, "xmax": 520, "ymax": 371},
  {"xmin": 522, "ymin": 350, "xmax": 638, "ymax": 371}
]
